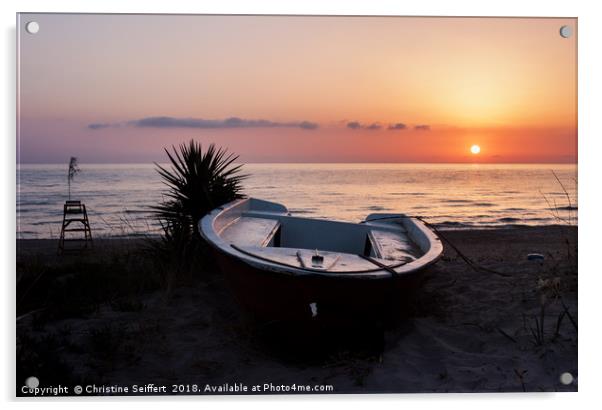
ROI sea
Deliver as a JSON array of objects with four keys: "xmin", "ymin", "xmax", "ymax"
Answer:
[{"xmin": 16, "ymin": 163, "xmax": 577, "ymax": 239}]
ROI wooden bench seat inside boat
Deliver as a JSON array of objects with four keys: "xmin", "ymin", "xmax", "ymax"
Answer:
[{"xmin": 220, "ymin": 216, "xmax": 281, "ymax": 247}]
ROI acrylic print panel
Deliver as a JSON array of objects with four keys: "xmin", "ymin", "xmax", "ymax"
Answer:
[{"xmin": 16, "ymin": 14, "xmax": 577, "ymax": 396}]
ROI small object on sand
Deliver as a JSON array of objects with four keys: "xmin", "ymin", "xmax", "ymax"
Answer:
[
  {"xmin": 309, "ymin": 302, "xmax": 318, "ymax": 318},
  {"xmin": 527, "ymin": 253, "xmax": 545, "ymax": 261}
]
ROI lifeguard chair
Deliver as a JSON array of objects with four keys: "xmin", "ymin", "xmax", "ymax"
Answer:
[{"xmin": 58, "ymin": 200, "xmax": 93, "ymax": 254}]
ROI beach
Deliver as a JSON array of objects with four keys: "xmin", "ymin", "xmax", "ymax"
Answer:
[{"xmin": 16, "ymin": 225, "xmax": 577, "ymax": 394}]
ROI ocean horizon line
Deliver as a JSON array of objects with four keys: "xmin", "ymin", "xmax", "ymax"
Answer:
[{"xmin": 17, "ymin": 161, "xmax": 578, "ymax": 166}]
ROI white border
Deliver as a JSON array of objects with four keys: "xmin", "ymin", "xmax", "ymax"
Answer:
[{"xmin": 3, "ymin": 1, "xmax": 601, "ymax": 409}]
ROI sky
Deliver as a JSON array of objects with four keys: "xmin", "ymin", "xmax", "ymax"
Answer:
[{"xmin": 18, "ymin": 14, "xmax": 577, "ymax": 163}]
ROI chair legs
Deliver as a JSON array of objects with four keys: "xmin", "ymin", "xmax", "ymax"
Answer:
[{"xmin": 58, "ymin": 201, "xmax": 93, "ymax": 254}]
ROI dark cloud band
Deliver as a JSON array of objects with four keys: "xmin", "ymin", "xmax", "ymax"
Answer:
[
  {"xmin": 346, "ymin": 121, "xmax": 382, "ymax": 131},
  {"xmin": 366, "ymin": 123, "xmax": 382, "ymax": 130},
  {"xmin": 348, "ymin": 121, "xmax": 426, "ymax": 131},
  {"xmin": 88, "ymin": 116, "xmax": 318, "ymax": 130},
  {"xmin": 87, "ymin": 123, "xmax": 113, "ymax": 130},
  {"xmin": 388, "ymin": 123, "xmax": 407, "ymax": 130},
  {"xmin": 88, "ymin": 117, "xmax": 428, "ymax": 132}
]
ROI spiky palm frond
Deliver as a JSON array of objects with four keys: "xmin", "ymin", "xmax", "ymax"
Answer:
[{"xmin": 152, "ymin": 141, "xmax": 247, "ymax": 237}]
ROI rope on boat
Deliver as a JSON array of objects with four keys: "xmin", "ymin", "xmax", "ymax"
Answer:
[
  {"xmin": 417, "ymin": 217, "xmax": 511, "ymax": 278},
  {"xmin": 358, "ymin": 254, "xmax": 403, "ymax": 277}
]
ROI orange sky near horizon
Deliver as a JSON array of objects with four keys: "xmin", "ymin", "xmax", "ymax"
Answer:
[{"xmin": 18, "ymin": 14, "xmax": 577, "ymax": 163}]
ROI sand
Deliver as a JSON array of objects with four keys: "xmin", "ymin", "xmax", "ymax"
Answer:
[{"xmin": 16, "ymin": 225, "xmax": 577, "ymax": 394}]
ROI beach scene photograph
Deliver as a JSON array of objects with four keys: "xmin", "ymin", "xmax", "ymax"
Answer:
[{"xmin": 16, "ymin": 14, "xmax": 577, "ymax": 395}]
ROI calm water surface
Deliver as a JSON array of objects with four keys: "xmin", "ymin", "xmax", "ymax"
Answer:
[{"xmin": 17, "ymin": 163, "xmax": 577, "ymax": 239}]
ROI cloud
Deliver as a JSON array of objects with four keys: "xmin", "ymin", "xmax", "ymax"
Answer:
[
  {"xmin": 298, "ymin": 121, "xmax": 319, "ymax": 130},
  {"xmin": 347, "ymin": 121, "xmax": 381, "ymax": 130},
  {"xmin": 344, "ymin": 120, "xmax": 434, "ymax": 132},
  {"xmin": 89, "ymin": 116, "xmax": 318, "ymax": 131},
  {"xmin": 87, "ymin": 123, "xmax": 112, "ymax": 130},
  {"xmin": 387, "ymin": 123, "xmax": 407, "ymax": 130},
  {"xmin": 132, "ymin": 116, "xmax": 319, "ymax": 130},
  {"xmin": 87, "ymin": 116, "xmax": 429, "ymax": 133}
]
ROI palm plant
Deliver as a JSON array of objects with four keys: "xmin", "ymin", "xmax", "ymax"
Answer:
[{"xmin": 153, "ymin": 141, "xmax": 246, "ymax": 238}]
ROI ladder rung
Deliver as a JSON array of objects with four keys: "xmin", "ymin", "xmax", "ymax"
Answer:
[{"xmin": 63, "ymin": 228, "xmax": 91, "ymax": 232}]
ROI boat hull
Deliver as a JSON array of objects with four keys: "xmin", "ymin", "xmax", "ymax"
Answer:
[{"xmin": 213, "ymin": 247, "xmax": 426, "ymax": 323}]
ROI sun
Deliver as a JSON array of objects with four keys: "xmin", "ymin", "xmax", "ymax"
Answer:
[{"xmin": 470, "ymin": 144, "xmax": 481, "ymax": 155}]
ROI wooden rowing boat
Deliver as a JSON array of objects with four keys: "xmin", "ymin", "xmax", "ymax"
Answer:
[{"xmin": 200, "ymin": 198, "xmax": 443, "ymax": 321}]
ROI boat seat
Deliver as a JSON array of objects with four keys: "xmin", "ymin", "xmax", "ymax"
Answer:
[
  {"xmin": 369, "ymin": 229, "xmax": 420, "ymax": 262},
  {"xmin": 220, "ymin": 216, "xmax": 281, "ymax": 247}
]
